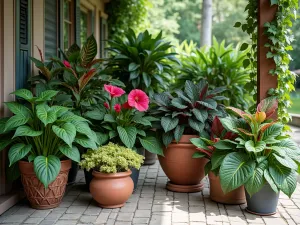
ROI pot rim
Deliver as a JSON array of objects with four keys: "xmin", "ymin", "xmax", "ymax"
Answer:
[
  {"xmin": 19, "ymin": 159, "xmax": 72, "ymax": 174},
  {"xmin": 92, "ymin": 170, "xmax": 132, "ymax": 178},
  {"xmin": 171, "ymin": 134, "xmax": 199, "ymax": 144}
]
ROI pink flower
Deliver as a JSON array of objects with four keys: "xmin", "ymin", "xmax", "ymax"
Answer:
[
  {"xmin": 104, "ymin": 102, "xmax": 110, "ymax": 109},
  {"xmin": 128, "ymin": 89, "xmax": 149, "ymax": 112},
  {"xmin": 63, "ymin": 60, "xmax": 71, "ymax": 68},
  {"xmin": 114, "ymin": 104, "xmax": 121, "ymax": 113},
  {"xmin": 104, "ymin": 85, "xmax": 125, "ymax": 98},
  {"xmin": 122, "ymin": 101, "xmax": 133, "ymax": 109}
]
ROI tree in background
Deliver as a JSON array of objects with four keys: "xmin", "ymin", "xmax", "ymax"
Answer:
[{"xmin": 200, "ymin": 0, "xmax": 213, "ymax": 46}]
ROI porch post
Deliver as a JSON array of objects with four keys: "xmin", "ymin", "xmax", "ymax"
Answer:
[{"xmin": 257, "ymin": 0, "xmax": 278, "ymax": 103}]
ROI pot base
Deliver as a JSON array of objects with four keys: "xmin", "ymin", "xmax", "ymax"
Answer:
[
  {"xmin": 31, "ymin": 202, "xmax": 60, "ymax": 210},
  {"xmin": 245, "ymin": 207, "xmax": 276, "ymax": 216},
  {"xmin": 98, "ymin": 203, "xmax": 125, "ymax": 209},
  {"xmin": 166, "ymin": 181, "xmax": 204, "ymax": 193}
]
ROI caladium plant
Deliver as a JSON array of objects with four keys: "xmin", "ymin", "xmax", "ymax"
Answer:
[
  {"xmin": 190, "ymin": 116, "xmax": 237, "ymax": 175},
  {"xmin": 0, "ymin": 89, "xmax": 98, "ymax": 188},
  {"xmin": 213, "ymin": 97, "xmax": 300, "ymax": 197},
  {"xmin": 151, "ymin": 80, "xmax": 227, "ymax": 146}
]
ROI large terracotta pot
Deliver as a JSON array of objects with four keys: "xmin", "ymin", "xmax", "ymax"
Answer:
[
  {"xmin": 209, "ymin": 172, "xmax": 246, "ymax": 204},
  {"xmin": 19, "ymin": 159, "xmax": 71, "ymax": 209},
  {"xmin": 90, "ymin": 170, "xmax": 134, "ymax": 208},
  {"xmin": 158, "ymin": 135, "xmax": 208, "ymax": 192}
]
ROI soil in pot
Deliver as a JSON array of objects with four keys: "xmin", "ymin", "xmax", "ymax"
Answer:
[
  {"xmin": 245, "ymin": 184, "xmax": 280, "ymax": 216},
  {"xmin": 67, "ymin": 161, "xmax": 79, "ymax": 185},
  {"xmin": 158, "ymin": 135, "xmax": 208, "ymax": 193},
  {"xmin": 143, "ymin": 150, "xmax": 157, "ymax": 165},
  {"xmin": 19, "ymin": 160, "xmax": 71, "ymax": 209},
  {"xmin": 90, "ymin": 170, "xmax": 134, "ymax": 208},
  {"xmin": 209, "ymin": 172, "xmax": 246, "ymax": 204}
]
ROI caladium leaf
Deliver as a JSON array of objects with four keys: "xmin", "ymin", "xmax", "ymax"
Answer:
[
  {"xmin": 11, "ymin": 89, "xmax": 33, "ymax": 102},
  {"xmin": 257, "ymin": 97, "xmax": 278, "ymax": 119},
  {"xmin": 80, "ymin": 34, "xmax": 97, "ymax": 67}
]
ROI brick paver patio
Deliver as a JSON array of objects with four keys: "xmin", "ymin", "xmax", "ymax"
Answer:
[{"xmin": 1, "ymin": 126, "xmax": 300, "ymax": 225}]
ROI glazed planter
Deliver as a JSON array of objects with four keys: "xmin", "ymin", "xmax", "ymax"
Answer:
[
  {"xmin": 209, "ymin": 172, "xmax": 246, "ymax": 204},
  {"xmin": 90, "ymin": 170, "xmax": 134, "ymax": 208},
  {"xmin": 143, "ymin": 150, "xmax": 157, "ymax": 165},
  {"xmin": 245, "ymin": 184, "xmax": 280, "ymax": 216},
  {"xmin": 67, "ymin": 161, "xmax": 79, "ymax": 185},
  {"xmin": 158, "ymin": 135, "xmax": 208, "ymax": 192},
  {"xmin": 130, "ymin": 168, "xmax": 140, "ymax": 191},
  {"xmin": 19, "ymin": 159, "xmax": 71, "ymax": 209}
]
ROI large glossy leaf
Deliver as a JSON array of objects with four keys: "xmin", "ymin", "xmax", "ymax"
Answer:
[
  {"xmin": 78, "ymin": 68, "xmax": 97, "ymax": 91},
  {"xmin": 11, "ymin": 89, "xmax": 33, "ymax": 101},
  {"xmin": 132, "ymin": 115, "xmax": 152, "ymax": 126},
  {"xmin": 273, "ymin": 154, "xmax": 298, "ymax": 170},
  {"xmin": 84, "ymin": 108, "xmax": 106, "ymax": 120},
  {"xmin": 192, "ymin": 108, "xmax": 205, "ymax": 123},
  {"xmin": 220, "ymin": 152, "xmax": 255, "ymax": 193},
  {"xmin": 264, "ymin": 169, "xmax": 279, "ymax": 193},
  {"xmin": 269, "ymin": 163, "xmax": 291, "ymax": 188},
  {"xmin": 211, "ymin": 151, "xmax": 228, "ymax": 170},
  {"xmin": 117, "ymin": 126, "xmax": 137, "ymax": 149},
  {"xmin": 80, "ymin": 34, "xmax": 97, "ymax": 67},
  {"xmin": 184, "ymin": 81, "xmax": 197, "ymax": 102},
  {"xmin": 139, "ymin": 137, "xmax": 164, "ymax": 156},
  {"xmin": 52, "ymin": 123, "xmax": 76, "ymax": 147},
  {"xmin": 8, "ymin": 143, "xmax": 32, "ymax": 166},
  {"xmin": 4, "ymin": 102, "xmax": 31, "ymax": 117},
  {"xmin": 59, "ymin": 145, "xmax": 80, "ymax": 163},
  {"xmin": 75, "ymin": 134, "xmax": 97, "ymax": 149},
  {"xmin": 245, "ymin": 161, "xmax": 267, "ymax": 197},
  {"xmin": 174, "ymin": 125, "xmax": 185, "ymax": 142},
  {"xmin": 257, "ymin": 97, "xmax": 278, "ymax": 119},
  {"xmin": 34, "ymin": 155, "xmax": 61, "ymax": 188},
  {"xmin": 35, "ymin": 90, "xmax": 59, "ymax": 102},
  {"xmin": 162, "ymin": 132, "xmax": 173, "ymax": 146},
  {"xmin": 261, "ymin": 123, "xmax": 283, "ymax": 140},
  {"xmin": 245, "ymin": 140, "xmax": 266, "ymax": 153},
  {"xmin": 96, "ymin": 132, "xmax": 109, "ymax": 145},
  {"xmin": 5, "ymin": 115, "xmax": 29, "ymax": 131},
  {"xmin": 214, "ymin": 140, "xmax": 236, "ymax": 150},
  {"xmin": 13, "ymin": 125, "xmax": 43, "ymax": 139},
  {"xmin": 36, "ymin": 104, "xmax": 57, "ymax": 126},
  {"xmin": 161, "ymin": 117, "xmax": 179, "ymax": 132},
  {"xmin": 220, "ymin": 117, "xmax": 239, "ymax": 133},
  {"xmin": 188, "ymin": 118, "xmax": 205, "ymax": 133},
  {"xmin": 281, "ymin": 170, "xmax": 297, "ymax": 197}
]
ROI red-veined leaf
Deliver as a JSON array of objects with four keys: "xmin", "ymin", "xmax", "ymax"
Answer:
[
  {"xmin": 78, "ymin": 68, "xmax": 97, "ymax": 91},
  {"xmin": 257, "ymin": 97, "xmax": 278, "ymax": 119},
  {"xmin": 237, "ymin": 128, "xmax": 254, "ymax": 136},
  {"xmin": 211, "ymin": 116, "xmax": 224, "ymax": 137},
  {"xmin": 227, "ymin": 107, "xmax": 246, "ymax": 117}
]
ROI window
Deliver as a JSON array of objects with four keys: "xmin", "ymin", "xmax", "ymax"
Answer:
[
  {"xmin": 63, "ymin": 0, "xmax": 74, "ymax": 51},
  {"xmin": 80, "ymin": 7, "xmax": 92, "ymax": 45}
]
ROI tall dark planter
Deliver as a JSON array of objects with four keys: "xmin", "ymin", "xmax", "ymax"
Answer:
[
  {"xmin": 245, "ymin": 184, "xmax": 280, "ymax": 216},
  {"xmin": 130, "ymin": 168, "xmax": 140, "ymax": 191},
  {"xmin": 143, "ymin": 150, "xmax": 157, "ymax": 165},
  {"xmin": 84, "ymin": 169, "xmax": 93, "ymax": 191},
  {"xmin": 67, "ymin": 161, "xmax": 79, "ymax": 185}
]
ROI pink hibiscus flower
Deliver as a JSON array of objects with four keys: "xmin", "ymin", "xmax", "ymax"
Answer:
[
  {"xmin": 63, "ymin": 60, "xmax": 71, "ymax": 68},
  {"xmin": 104, "ymin": 85, "xmax": 125, "ymax": 98},
  {"xmin": 104, "ymin": 102, "xmax": 110, "ymax": 109},
  {"xmin": 128, "ymin": 89, "xmax": 149, "ymax": 112},
  {"xmin": 114, "ymin": 104, "xmax": 121, "ymax": 113},
  {"xmin": 122, "ymin": 101, "xmax": 133, "ymax": 109}
]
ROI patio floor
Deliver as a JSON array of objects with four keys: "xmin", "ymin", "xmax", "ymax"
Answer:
[{"xmin": 1, "ymin": 126, "xmax": 300, "ymax": 225}]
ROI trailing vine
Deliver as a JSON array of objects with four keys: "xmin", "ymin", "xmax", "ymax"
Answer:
[{"xmin": 265, "ymin": 0, "xmax": 298, "ymax": 124}]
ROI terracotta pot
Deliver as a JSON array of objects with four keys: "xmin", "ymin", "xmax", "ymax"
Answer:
[
  {"xmin": 19, "ymin": 160, "xmax": 71, "ymax": 209},
  {"xmin": 90, "ymin": 170, "xmax": 134, "ymax": 208},
  {"xmin": 209, "ymin": 172, "xmax": 246, "ymax": 204},
  {"xmin": 158, "ymin": 135, "xmax": 208, "ymax": 192}
]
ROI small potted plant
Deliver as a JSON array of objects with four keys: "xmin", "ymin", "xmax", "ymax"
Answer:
[
  {"xmin": 0, "ymin": 89, "xmax": 98, "ymax": 209},
  {"xmin": 215, "ymin": 97, "xmax": 300, "ymax": 215},
  {"xmin": 151, "ymin": 80, "xmax": 227, "ymax": 192},
  {"xmin": 79, "ymin": 143, "xmax": 144, "ymax": 208},
  {"xmin": 84, "ymin": 85, "xmax": 164, "ymax": 189},
  {"xmin": 190, "ymin": 117, "xmax": 245, "ymax": 204}
]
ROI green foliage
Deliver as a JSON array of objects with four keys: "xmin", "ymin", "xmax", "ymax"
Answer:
[
  {"xmin": 172, "ymin": 38, "xmax": 253, "ymax": 109},
  {"xmin": 151, "ymin": 80, "xmax": 226, "ymax": 146},
  {"xmin": 0, "ymin": 89, "xmax": 98, "ymax": 188},
  {"xmin": 105, "ymin": 29, "xmax": 179, "ymax": 95},
  {"xmin": 212, "ymin": 97, "xmax": 300, "ymax": 197},
  {"xmin": 79, "ymin": 143, "xmax": 144, "ymax": 173}
]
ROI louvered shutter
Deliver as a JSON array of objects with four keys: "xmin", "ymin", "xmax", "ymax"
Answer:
[
  {"xmin": 16, "ymin": 0, "xmax": 31, "ymax": 89},
  {"xmin": 100, "ymin": 17, "xmax": 107, "ymax": 58},
  {"xmin": 74, "ymin": 0, "xmax": 81, "ymax": 46},
  {"xmin": 45, "ymin": 0, "xmax": 58, "ymax": 59}
]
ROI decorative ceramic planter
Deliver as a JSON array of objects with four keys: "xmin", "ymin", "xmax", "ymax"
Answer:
[
  {"xmin": 90, "ymin": 170, "xmax": 134, "ymax": 208},
  {"xmin": 209, "ymin": 172, "xmax": 246, "ymax": 204},
  {"xmin": 143, "ymin": 150, "xmax": 157, "ymax": 165},
  {"xmin": 245, "ymin": 184, "xmax": 280, "ymax": 216},
  {"xmin": 19, "ymin": 160, "xmax": 71, "ymax": 209},
  {"xmin": 158, "ymin": 135, "xmax": 208, "ymax": 192}
]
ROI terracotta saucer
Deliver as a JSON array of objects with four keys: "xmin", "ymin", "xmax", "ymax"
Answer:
[
  {"xmin": 166, "ymin": 181, "xmax": 204, "ymax": 193},
  {"xmin": 245, "ymin": 207, "xmax": 277, "ymax": 216}
]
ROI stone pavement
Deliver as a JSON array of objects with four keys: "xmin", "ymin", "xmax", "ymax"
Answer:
[{"xmin": 0, "ymin": 126, "xmax": 300, "ymax": 225}]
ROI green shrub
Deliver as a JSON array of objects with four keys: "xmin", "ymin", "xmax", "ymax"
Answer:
[{"xmin": 79, "ymin": 143, "xmax": 144, "ymax": 173}]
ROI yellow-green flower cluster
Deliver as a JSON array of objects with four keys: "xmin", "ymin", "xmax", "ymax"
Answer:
[{"xmin": 79, "ymin": 143, "xmax": 144, "ymax": 173}]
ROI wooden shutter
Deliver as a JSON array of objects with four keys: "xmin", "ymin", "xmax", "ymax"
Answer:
[
  {"xmin": 74, "ymin": 0, "xmax": 81, "ymax": 46},
  {"xmin": 45, "ymin": 0, "xmax": 58, "ymax": 59},
  {"xmin": 15, "ymin": 0, "xmax": 31, "ymax": 90},
  {"xmin": 100, "ymin": 17, "xmax": 107, "ymax": 58}
]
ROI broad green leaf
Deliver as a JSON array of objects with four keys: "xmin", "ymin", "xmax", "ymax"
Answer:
[
  {"xmin": 261, "ymin": 123, "xmax": 283, "ymax": 141},
  {"xmin": 13, "ymin": 125, "xmax": 43, "ymax": 139},
  {"xmin": 142, "ymin": 72, "xmax": 151, "ymax": 87},
  {"xmin": 132, "ymin": 115, "xmax": 152, "ymax": 126},
  {"xmin": 192, "ymin": 152, "xmax": 206, "ymax": 158},
  {"xmin": 188, "ymin": 118, "xmax": 205, "ymax": 133},
  {"xmin": 281, "ymin": 171, "xmax": 297, "ymax": 197},
  {"xmin": 75, "ymin": 134, "xmax": 98, "ymax": 149},
  {"xmin": 5, "ymin": 115, "xmax": 29, "ymax": 131},
  {"xmin": 59, "ymin": 145, "xmax": 80, "ymax": 163},
  {"xmin": 197, "ymin": 99, "xmax": 217, "ymax": 110},
  {"xmin": 269, "ymin": 163, "xmax": 291, "ymax": 188},
  {"xmin": 139, "ymin": 137, "xmax": 164, "ymax": 156},
  {"xmin": 70, "ymin": 121, "xmax": 97, "ymax": 142},
  {"xmin": 220, "ymin": 117, "xmax": 238, "ymax": 133},
  {"xmin": 264, "ymin": 169, "xmax": 279, "ymax": 193},
  {"xmin": 190, "ymin": 138, "xmax": 209, "ymax": 150},
  {"xmin": 11, "ymin": 89, "xmax": 33, "ymax": 101},
  {"xmin": 214, "ymin": 140, "xmax": 236, "ymax": 150},
  {"xmin": 245, "ymin": 161, "xmax": 267, "ymax": 197},
  {"xmin": 104, "ymin": 114, "xmax": 116, "ymax": 123},
  {"xmin": 211, "ymin": 151, "xmax": 228, "ymax": 170},
  {"xmin": 136, "ymin": 129, "xmax": 146, "ymax": 137},
  {"xmin": 52, "ymin": 123, "xmax": 76, "ymax": 147},
  {"xmin": 35, "ymin": 90, "xmax": 59, "ymax": 102},
  {"xmin": 4, "ymin": 102, "xmax": 31, "ymax": 117},
  {"xmin": 109, "ymin": 130, "xmax": 118, "ymax": 139},
  {"xmin": 117, "ymin": 126, "xmax": 137, "ymax": 149},
  {"xmin": 34, "ymin": 155, "xmax": 61, "ymax": 188},
  {"xmin": 240, "ymin": 43, "xmax": 249, "ymax": 51},
  {"xmin": 8, "ymin": 143, "xmax": 32, "ymax": 166},
  {"xmin": 184, "ymin": 80, "xmax": 197, "ymax": 102},
  {"xmin": 245, "ymin": 140, "xmax": 266, "ymax": 153},
  {"xmin": 36, "ymin": 104, "xmax": 57, "ymax": 126},
  {"xmin": 220, "ymin": 152, "xmax": 255, "ymax": 193},
  {"xmin": 174, "ymin": 125, "xmax": 184, "ymax": 142},
  {"xmin": 51, "ymin": 106, "xmax": 69, "ymax": 117},
  {"xmin": 161, "ymin": 117, "xmax": 179, "ymax": 132},
  {"xmin": 128, "ymin": 62, "xmax": 140, "ymax": 71},
  {"xmin": 162, "ymin": 132, "xmax": 173, "ymax": 146},
  {"xmin": 273, "ymin": 154, "xmax": 298, "ymax": 170},
  {"xmin": 96, "ymin": 132, "xmax": 109, "ymax": 145},
  {"xmin": 171, "ymin": 98, "xmax": 187, "ymax": 109},
  {"xmin": 192, "ymin": 108, "xmax": 205, "ymax": 123},
  {"xmin": 84, "ymin": 108, "xmax": 106, "ymax": 120},
  {"xmin": 80, "ymin": 34, "xmax": 97, "ymax": 66},
  {"xmin": 59, "ymin": 113, "xmax": 88, "ymax": 122}
]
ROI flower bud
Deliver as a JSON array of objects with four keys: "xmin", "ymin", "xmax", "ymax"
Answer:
[{"xmin": 255, "ymin": 111, "xmax": 266, "ymax": 123}]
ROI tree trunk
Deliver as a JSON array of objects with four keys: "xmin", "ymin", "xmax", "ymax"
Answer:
[{"xmin": 200, "ymin": 0, "xmax": 212, "ymax": 47}]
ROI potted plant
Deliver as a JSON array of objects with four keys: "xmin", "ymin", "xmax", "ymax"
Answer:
[
  {"xmin": 190, "ymin": 117, "xmax": 245, "ymax": 204},
  {"xmin": 79, "ymin": 143, "xmax": 144, "ymax": 208},
  {"xmin": 214, "ymin": 97, "xmax": 300, "ymax": 215},
  {"xmin": 0, "ymin": 89, "xmax": 98, "ymax": 209},
  {"xmin": 151, "ymin": 80, "xmax": 227, "ymax": 192},
  {"xmin": 84, "ymin": 85, "xmax": 164, "ymax": 189}
]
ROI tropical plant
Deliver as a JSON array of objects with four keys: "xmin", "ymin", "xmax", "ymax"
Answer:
[
  {"xmin": 80, "ymin": 143, "xmax": 144, "ymax": 173},
  {"xmin": 84, "ymin": 84, "xmax": 164, "ymax": 156},
  {"xmin": 190, "ymin": 116, "xmax": 237, "ymax": 175},
  {"xmin": 213, "ymin": 97, "xmax": 300, "ymax": 197},
  {"xmin": 0, "ymin": 89, "xmax": 99, "ymax": 187},
  {"xmin": 172, "ymin": 38, "xmax": 253, "ymax": 109},
  {"xmin": 30, "ymin": 35, "xmax": 124, "ymax": 115},
  {"xmin": 151, "ymin": 80, "xmax": 227, "ymax": 147},
  {"xmin": 105, "ymin": 29, "xmax": 180, "ymax": 95}
]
